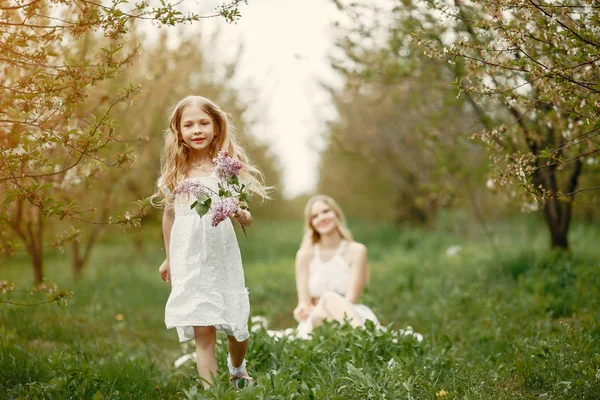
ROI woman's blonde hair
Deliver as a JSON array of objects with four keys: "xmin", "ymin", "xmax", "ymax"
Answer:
[
  {"xmin": 300, "ymin": 194, "xmax": 353, "ymax": 248},
  {"xmin": 151, "ymin": 95, "xmax": 270, "ymax": 207}
]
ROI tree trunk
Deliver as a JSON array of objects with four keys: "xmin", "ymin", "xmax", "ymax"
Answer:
[
  {"xmin": 543, "ymin": 198, "xmax": 570, "ymax": 250},
  {"xmin": 32, "ymin": 206, "xmax": 45, "ymax": 284},
  {"xmin": 537, "ymin": 160, "xmax": 581, "ymax": 251},
  {"xmin": 31, "ymin": 246, "xmax": 44, "ymax": 285},
  {"xmin": 72, "ymin": 240, "xmax": 83, "ymax": 280},
  {"xmin": 550, "ymin": 226, "xmax": 569, "ymax": 249}
]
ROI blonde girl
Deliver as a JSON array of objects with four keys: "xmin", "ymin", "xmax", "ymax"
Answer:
[
  {"xmin": 293, "ymin": 195, "xmax": 378, "ymax": 338},
  {"xmin": 151, "ymin": 95, "xmax": 269, "ymax": 388}
]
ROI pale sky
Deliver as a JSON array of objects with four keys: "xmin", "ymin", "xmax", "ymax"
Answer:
[{"xmin": 187, "ymin": 0, "xmax": 343, "ymax": 198}]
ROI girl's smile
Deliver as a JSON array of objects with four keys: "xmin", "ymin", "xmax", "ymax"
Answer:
[{"xmin": 180, "ymin": 105, "xmax": 216, "ymax": 151}]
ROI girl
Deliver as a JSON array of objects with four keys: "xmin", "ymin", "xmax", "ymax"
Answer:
[
  {"xmin": 293, "ymin": 195, "xmax": 379, "ymax": 338},
  {"xmin": 151, "ymin": 95, "xmax": 269, "ymax": 388}
]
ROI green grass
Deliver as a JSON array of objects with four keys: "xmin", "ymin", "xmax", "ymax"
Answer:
[{"xmin": 1, "ymin": 216, "xmax": 599, "ymax": 399}]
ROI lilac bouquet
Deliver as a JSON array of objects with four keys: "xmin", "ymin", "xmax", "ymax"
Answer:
[{"xmin": 173, "ymin": 151, "xmax": 251, "ymax": 235}]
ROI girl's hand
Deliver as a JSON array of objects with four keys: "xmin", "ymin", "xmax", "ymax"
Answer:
[
  {"xmin": 234, "ymin": 208, "xmax": 252, "ymax": 226},
  {"xmin": 159, "ymin": 260, "xmax": 171, "ymax": 283},
  {"xmin": 293, "ymin": 303, "xmax": 314, "ymax": 322}
]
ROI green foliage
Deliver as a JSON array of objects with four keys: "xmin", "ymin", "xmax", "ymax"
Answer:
[
  {"xmin": 330, "ymin": 0, "xmax": 600, "ymax": 248},
  {"xmin": 322, "ymin": 1, "xmax": 491, "ymax": 224},
  {"xmin": 1, "ymin": 4, "xmax": 285, "ymax": 282},
  {"xmin": 0, "ymin": 1, "xmax": 260, "ymax": 284},
  {"xmin": 191, "ymin": 195, "xmax": 212, "ymax": 218},
  {"xmin": 1, "ymin": 217, "xmax": 599, "ymax": 398}
]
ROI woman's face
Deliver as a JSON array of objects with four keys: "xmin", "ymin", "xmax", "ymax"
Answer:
[
  {"xmin": 310, "ymin": 200, "xmax": 338, "ymax": 236},
  {"xmin": 179, "ymin": 104, "xmax": 216, "ymax": 153}
]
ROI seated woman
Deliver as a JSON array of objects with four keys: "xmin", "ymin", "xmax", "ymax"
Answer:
[{"xmin": 293, "ymin": 195, "xmax": 378, "ymax": 338}]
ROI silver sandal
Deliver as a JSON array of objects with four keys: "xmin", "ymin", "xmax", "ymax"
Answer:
[{"xmin": 227, "ymin": 355, "xmax": 253, "ymax": 390}]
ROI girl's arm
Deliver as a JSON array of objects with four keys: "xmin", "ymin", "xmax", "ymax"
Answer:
[
  {"xmin": 293, "ymin": 247, "xmax": 314, "ymax": 321},
  {"xmin": 345, "ymin": 243, "xmax": 368, "ymax": 304},
  {"xmin": 162, "ymin": 205, "xmax": 175, "ymax": 259},
  {"xmin": 159, "ymin": 205, "xmax": 175, "ymax": 282}
]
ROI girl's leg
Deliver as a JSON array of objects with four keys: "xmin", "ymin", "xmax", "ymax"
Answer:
[
  {"xmin": 227, "ymin": 336, "xmax": 252, "ymax": 389},
  {"xmin": 193, "ymin": 326, "xmax": 217, "ymax": 388},
  {"xmin": 311, "ymin": 292, "xmax": 362, "ymax": 328},
  {"xmin": 227, "ymin": 336, "xmax": 248, "ymax": 369}
]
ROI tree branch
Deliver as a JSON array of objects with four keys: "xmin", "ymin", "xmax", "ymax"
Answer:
[
  {"xmin": 529, "ymin": 0, "xmax": 600, "ymax": 48},
  {"xmin": 565, "ymin": 159, "xmax": 583, "ymax": 199},
  {"xmin": 0, "ymin": 0, "xmax": 42, "ymax": 10},
  {"xmin": 554, "ymin": 186, "xmax": 600, "ymax": 198}
]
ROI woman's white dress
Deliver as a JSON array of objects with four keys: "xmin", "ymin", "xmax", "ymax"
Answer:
[
  {"xmin": 164, "ymin": 174, "xmax": 250, "ymax": 342},
  {"xmin": 296, "ymin": 240, "xmax": 379, "ymax": 338}
]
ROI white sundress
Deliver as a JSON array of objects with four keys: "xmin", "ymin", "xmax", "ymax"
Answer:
[
  {"xmin": 296, "ymin": 240, "xmax": 379, "ymax": 338},
  {"xmin": 164, "ymin": 173, "xmax": 250, "ymax": 342},
  {"xmin": 265, "ymin": 240, "xmax": 424, "ymax": 342}
]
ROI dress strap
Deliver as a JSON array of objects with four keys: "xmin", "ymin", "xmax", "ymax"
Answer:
[
  {"xmin": 314, "ymin": 244, "xmax": 321, "ymax": 260},
  {"xmin": 335, "ymin": 240, "xmax": 346, "ymax": 256}
]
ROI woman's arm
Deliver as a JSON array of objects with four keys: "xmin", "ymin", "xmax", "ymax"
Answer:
[
  {"xmin": 345, "ymin": 243, "xmax": 368, "ymax": 304},
  {"xmin": 159, "ymin": 205, "xmax": 175, "ymax": 282},
  {"xmin": 293, "ymin": 247, "xmax": 314, "ymax": 321}
]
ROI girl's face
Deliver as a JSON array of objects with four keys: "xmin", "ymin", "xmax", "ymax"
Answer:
[
  {"xmin": 310, "ymin": 200, "xmax": 338, "ymax": 236},
  {"xmin": 180, "ymin": 104, "xmax": 216, "ymax": 153}
]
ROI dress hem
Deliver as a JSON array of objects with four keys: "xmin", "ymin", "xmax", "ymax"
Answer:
[{"xmin": 167, "ymin": 322, "xmax": 249, "ymax": 343}]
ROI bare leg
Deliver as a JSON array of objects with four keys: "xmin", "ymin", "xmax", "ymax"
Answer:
[
  {"xmin": 227, "ymin": 336, "xmax": 252, "ymax": 389},
  {"xmin": 311, "ymin": 292, "xmax": 363, "ymax": 328},
  {"xmin": 308, "ymin": 303, "xmax": 328, "ymax": 327},
  {"xmin": 227, "ymin": 336, "xmax": 248, "ymax": 369},
  {"xmin": 193, "ymin": 326, "xmax": 217, "ymax": 388}
]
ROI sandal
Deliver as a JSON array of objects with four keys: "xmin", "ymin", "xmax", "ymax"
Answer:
[{"xmin": 227, "ymin": 355, "xmax": 253, "ymax": 390}]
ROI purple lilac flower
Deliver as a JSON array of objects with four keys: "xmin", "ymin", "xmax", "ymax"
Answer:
[
  {"xmin": 210, "ymin": 197, "xmax": 239, "ymax": 227},
  {"xmin": 213, "ymin": 151, "xmax": 243, "ymax": 181},
  {"xmin": 173, "ymin": 180, "xmax": 207, "ymax": 197}
]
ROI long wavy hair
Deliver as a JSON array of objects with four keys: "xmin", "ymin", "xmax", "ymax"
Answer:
[
  {"xmin": 151, "ymin": 96, "xmax": 270, "ymax": 207},
  {"xmin": 300, "ymin": 194, "xmax": 354, "ymax": 248}
]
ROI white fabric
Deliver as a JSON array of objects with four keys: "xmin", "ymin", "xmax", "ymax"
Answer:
[
  {"xmin": 164, "ymin": 174, "xmax": 250, "ymax": 342},
  {"xmin": 295, "ymin": 291, "xmax": 379, "ymax": 339},
  {"xmin": 308, "ymin": 241, "xmax": 351, "ymax": 298},
  {"xmin": 298, "ymin": 241, "xmax": 379, "ymax": 338}
]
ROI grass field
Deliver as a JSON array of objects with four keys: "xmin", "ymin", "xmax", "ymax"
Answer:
[{"xmin": 1, "ymin": 215, "xmax": 599, "ymax": 399}]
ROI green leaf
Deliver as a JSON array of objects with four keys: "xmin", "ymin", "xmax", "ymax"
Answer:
[
  {"xmin": 538, "ymin": 148, "xmax": 552, "ymax": 160},
  {"xmin": 195, "ymin": 197, "xmax": 212, "ymax": 217},
  {"xmin": 189, "ymin": 200, "xmax": 198, "ymax": 210}
]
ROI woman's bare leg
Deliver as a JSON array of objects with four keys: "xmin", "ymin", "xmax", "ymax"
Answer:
[
  {"xmin": 193, "ymin": 326, "xmax": 217, "ymax": 388},
  {"xmin": 312, "ymin": 292, "xmax": 362, "ymax": 327}
]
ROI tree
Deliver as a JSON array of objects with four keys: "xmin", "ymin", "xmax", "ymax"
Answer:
[
  {"xmin": 320, "ymin": 1, "xmax": 487, "ymax": 223},
  {"xmin": 0, "ymin": 0, "xmax": 247, "ymax": 283},
  {"xmin": 57, "ymin": 31, "xmax": 283, "ymax": 278},
  {"xmin": 331, "ymin": 0, "xmax": 600, "ymax": 248},
  {"xmin": 418, "ymin": 0, "xmax": 600, "ymax": 249}
]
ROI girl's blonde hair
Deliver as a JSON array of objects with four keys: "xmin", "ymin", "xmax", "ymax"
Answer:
[
  {"xmin": 300, "ymin": 194, "xmax": 354, "ymax": 248},
  {"xmin": 151, "ymin": 95, "xmax": 270, "ymax": 207}
]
